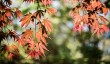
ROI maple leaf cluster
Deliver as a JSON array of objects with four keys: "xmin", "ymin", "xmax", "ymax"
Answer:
[
  {"xmin": 69, "ymin": 0, "xmax": 109, "ymax": 36},
  {"xmin": 0, "ymin": 0, "xmax": 56, "ymax": 59}
]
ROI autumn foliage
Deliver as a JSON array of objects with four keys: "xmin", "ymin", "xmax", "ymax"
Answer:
[
  {"xmin": 0, "ymin": 0, "xmax": 110, "ymax": 60},
  {"xmin": 0, "ymin": 0, "xmax": 56, "ymax": 59},
  {"xmin": 69, "ymin": 0, "xmax": 109, "ymax": 36}
]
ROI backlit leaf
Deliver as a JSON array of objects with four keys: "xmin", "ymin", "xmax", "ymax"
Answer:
[
  {"xmin": 102, "ymin": 7, "xmax": 108, "ymax": 15},
  {"xmin": 46, "ymin": 8, "xmax": 57, "ymax": 15},
  {"xmin": 15, "ymin": 8, "xmax": 22, "ymax": 18},
  {"xmin": 20, "ymin": 13, "xmax": 32, "ymax": 27},
  {"xmin": 5, "ymin": 9, "xmax": 12, "ymax": 17},
  {"xmin": 42, "ymin": 18, "xmax": 52, "ymax": 32}
]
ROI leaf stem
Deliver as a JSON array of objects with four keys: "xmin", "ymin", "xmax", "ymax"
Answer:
[{"xmin": 35, "ymin": 19, "xmax": 36, "ymax": 38}]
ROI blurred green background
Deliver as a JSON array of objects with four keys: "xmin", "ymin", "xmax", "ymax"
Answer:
[{"xmin": 0, "ymin": 0, "xmax": 110, "ymax": 64}]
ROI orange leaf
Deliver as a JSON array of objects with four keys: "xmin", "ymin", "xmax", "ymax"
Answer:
[
  {"xmin": 11, "ymin": 45, "xmax": 17, "ymax": 50},
  {"xmin": 46, "ymin": 8, "xmax": 57, "ymax": 15},
  {"xmin": 74, "ymin": 22, "xmax": 83, "ymax": 32},
  {"xmin": 27, "ymin": 50, "xmax": 41, "ymax": 59},
  {"xmin": 0, "ymin": 14, "xmax": 8, "ymax": 21},
  {"xmin": 39, "ymin": 42, "xmax": 48, "ymax": 51},
  {"xmin": 36, "ymin": 30, "xmax": 48, "ymax": 45},
  {"xmin": 15, "ymin": 8, "xmax": 22, "ymax": 18},
  {"xmin": 27, "ymin": 39, "xmax": 35, "ymax": 49},
  {"xmin": 41, "ymin": 0, "xmax": 52, "ymax": 6},
  {"xmin": 39, "ymin": 42, "xmax": 48, "ymax": 55},
  {"xmin": 41, "ymin": 37, "xmax": 47, "ymax": 45},
  {"xmin": 83, "ymin": 14, "xmax": 88, "ymax": 23},
  {"xmin": 5, "ymin": 9, "xmax": 12, "ymax": 17},
  {"xmin": 20, "ymin": 13, "xmax": 32, "ymax": 27},
  {"xmin": 42, "ymin": 18, "xmax": 52, "ymax": 32},
  {"xmin": 72, "ymin": 13, "xmax": 81, "ymax": 22},
  {"xmin": 102, "ymin": 7, "xmax": 108, "ymax": 15},
  {"xmin": 21, "ymin": 29, "xmax": 33, "ymax": 39},
  {"xmin": 100, "ymin": 16, "xmax": 108, "ymax": 24},
  {"xmin": 18, "ymin": 38, "xmax": 25, "ymax": 46},
  {"xmin": 27, "ymin": 50, "xmax": 35, "ymax": 59},
  {"xmin": 101, "ymin": 25, "xmax": 109, "ymax": 33},
  {"xmin": 36, "ymin": 31, "xmax": 42, "ymax": 42},
  {"xmin": 33, "ymin": 10, "xmax": 44, "ymax": 20},
  {"xmin": 91, "ymin": 0, "xmax": 97, "ymax": 9},
  {"xmin": 43, "ymin": 33, "xmax": 48, "ymax": 38}
]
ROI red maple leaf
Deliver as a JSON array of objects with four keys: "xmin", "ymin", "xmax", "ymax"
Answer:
[
  {"xmin": 8, "ymin": 53, "xmax": 13, "ymax": 59},
  {"xmin": 27, "ymin": 50, "xmax": 41, "ymax": 59}
]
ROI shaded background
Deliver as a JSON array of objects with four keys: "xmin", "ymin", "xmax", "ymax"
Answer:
[{"xmin": 0, "ymin": 0, "xmax": 110, "ymax": 64}]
